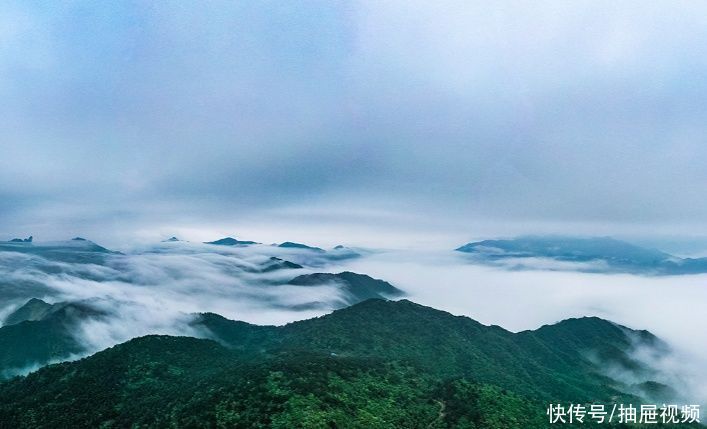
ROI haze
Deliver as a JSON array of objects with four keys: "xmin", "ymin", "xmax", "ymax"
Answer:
[{"xmin": 2, "ymin": 1, "xmax": 707, "ymax": 247}]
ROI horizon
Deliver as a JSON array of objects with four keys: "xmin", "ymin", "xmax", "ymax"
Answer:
[{"xmin": 6, "ymin": 230, "xmax": 707, "ymax": 258}]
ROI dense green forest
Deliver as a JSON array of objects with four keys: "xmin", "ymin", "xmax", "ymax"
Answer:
[{"xmin": 0, "ymin": 299, "xmax": 698, "ymax": 428}]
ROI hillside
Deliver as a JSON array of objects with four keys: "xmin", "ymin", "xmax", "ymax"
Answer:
[
  {"xmin": 0, "ymin": 301, "xmax": 105, "ymax": 378},
  {"xmin": 3, "ymin": 298, "xmax": 55, "ymax": 326},
  {"xmin": 0, "ymin": 335, "xmax": 553, "ymax": 428},
  {"xmin": 287, "ymin": 272, "xmax": 404, "ymax": 305},
  {"xmin": 197, "ymin": 299, "xmax": 673, "ymax": 402},
  {"xmin": 0, "ymin": 299, "xmax": 693, "ymax": 428}
]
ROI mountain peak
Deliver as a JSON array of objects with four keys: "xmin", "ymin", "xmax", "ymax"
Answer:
[
  {"xmin": 277, "ymin": 241, "xmax": 325, "ymax": 252},
  {"xmin": 288, "ymin": 272, "xmax": 403, "ymax": 305},
  {"xmin": 3, "ymin": 298, "xmax": 54, "ymax": 326},
  {"xmin": 260, "ymin": 257, "xmax": 303, "ymax": 272},
  {"xmin": 205, "ymin": 237, "xmax": 258, "ymax": 246}
]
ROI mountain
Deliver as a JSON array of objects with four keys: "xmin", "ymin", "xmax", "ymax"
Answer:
[
  {"xmin": 0, "ymin": 271, "xmax": 397, "ymax": 373},
  {"xmin": 2, "ymin": 298, "xmax": 55, "ymax": 326},
  {"xmin": 268, "ymin": 300, "xmax": 673, "ymax": 401},
  {"xmin": 0, "ymin": 239, "xmax": 118, "ymax": 307},
  {"xmin": 0, "ymin": 336, "xmax": 548, "ymax": 429},
  {"xmin": 204, "ymin": 236, "xmax": 258, "ymax": 246},
  {"xmin": 162, "ymin": 236, "xmax": 180, "ymax": 242},
  {"xmin": 287, "ymin": 272, "xmax": 404, "ymax": 305},
  {"xmin": 0, "ymin": 300, "xmax": 105, "ymax": 379},
  {"xmin": 456, "ymin": 236, "xmax": 707, "ymax": 275},
  {"xmin": 328, "ymin": 245, "xmax": 362, "ymax": 260},
  {"xmin": 0, "ymin": 238, "xmax": 115, "ymax": 265},
  {"xmin": 0, "ymin": 299, "xmax": 690, "ymax": 428},
  {"xmin": 8, "ymin": 236, "xmax": 32, "ymax": 243},
  {"xmin": 260, "ymin": 256, "xmax": 303, "ymax": 272},
  {"xmin": 194, "ymin": 299, "xmax": 677, "ymax": 404},
  {"xmin": 277, "ymin": 241, "xmax": 325, "ymax": 252}
]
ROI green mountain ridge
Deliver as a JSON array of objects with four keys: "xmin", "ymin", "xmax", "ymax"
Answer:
[
  {"xmin": 197, "ymin": 300, "xmax": 675, "ymax": 402},
  {"xmin": 0, "ymin": 300, "xmax": 107, "ymax": 378},
  {"xmin": 287, "ymin": 272, "xmax": 404, "ymax": 305},
  {"xmin": 3, "ymin": 298, "xmax": 55, "ymax": 326},
  {"xmin": 0, "ymin": 299, "xmax": 694, "ymax": 428}
]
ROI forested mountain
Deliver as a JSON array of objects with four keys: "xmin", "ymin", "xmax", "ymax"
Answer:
[
  {"xmin": 287, "ymin": 272, "xmax": 404, "ymax": 304},
  {"xmin": 0, "ymin": 300, "xmax": 106, "ymax": 378},
  {"xmin": 0, "ymin": 271, "xmax": 403, "ymax": 377},
  {"xmin": 0, "ymin": 299, "xmax": 693, "ymax": 428}
]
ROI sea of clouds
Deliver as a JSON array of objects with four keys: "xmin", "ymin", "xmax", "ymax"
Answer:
[{"xmin": 1, "ymin": 239, "xmax": 706, "ymax": 404}]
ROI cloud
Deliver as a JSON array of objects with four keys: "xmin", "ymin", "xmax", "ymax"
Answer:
[
  {"xmin": 339, "ymin": 249, "xmax": 707, "ymax": 405},
  {"xmin": 0, "ymin": 241, "xmax": 359, "ymax": 358},
  {"xmin": 1, "ymin": 238, "xmax": 706, "ymax": 404},
  {"xmin": 2, "ymin": 2, "xmax": 707, "ymax": 245},
  {"xmin": 1, "ymin": 353, "xmax": 85, "ymax": 380}
]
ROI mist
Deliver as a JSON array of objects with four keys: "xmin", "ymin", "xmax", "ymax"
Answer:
[
  {"xmin": 0, "ymin": 241, "xmax": 360, "ymax": 358},
  {"xmin": 1, "ymin": 234, "xmax": 707, "ymax": 408},
  {"xmin": 339, "ymin": 249, "xmax": 707, "ymax": 405}
]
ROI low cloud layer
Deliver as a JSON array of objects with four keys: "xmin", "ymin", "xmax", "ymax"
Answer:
[
  {"xmin": 340, "ymin": 250, "xmax": 707, "ymax": 405},
  {"xmin": 1, "ymin": 238, "xmax": 706, "ymax": 404},
  {"xmin": 0, "ymin": 241, "xmax": 361, "ymax": 354}
]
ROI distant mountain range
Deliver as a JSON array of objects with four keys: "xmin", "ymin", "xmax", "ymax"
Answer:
[
  {"xmin": 456, "ymin": 236, "xmax": 707, "ymax": 275},
  {"xmin": 0, "ymin": 299, "xmax": 687, "ymax": 428},
  {"xmin": 0, "ymin": 235, "xmax": 363, "ymax": 305},
  {"xmin": 204, "ymin": 236, "xmax": 259, "ymax": 246},
  {"xmin": 259, "ymin": 256, "xmax": 304, "ymax": 272},
  {"xmin": 201, "ymin": 237, "xmax": 334, "ymax": 253},
  {"xmin": 0, "ymin": 237, "xmax": 116, "ymax": 265}
]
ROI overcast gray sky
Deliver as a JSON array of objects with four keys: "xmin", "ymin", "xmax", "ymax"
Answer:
[{"xmin": 2, "ymin": 1, "xmax": 707, "ymax": 247}]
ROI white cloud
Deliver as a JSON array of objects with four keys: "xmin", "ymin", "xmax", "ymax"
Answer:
[{"xmin": 340, "ymin": 249, "xmax": 707, "ymax": 404}]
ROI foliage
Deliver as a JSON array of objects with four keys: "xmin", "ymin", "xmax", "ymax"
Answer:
[{"xmin": 0, "ymin": 299, "xmax": 699, "ymax": 428}]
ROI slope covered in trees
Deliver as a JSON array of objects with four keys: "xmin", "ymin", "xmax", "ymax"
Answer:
[{"xmin": 0, "ymin": 299, "xmax": 694, "ymax": 428}]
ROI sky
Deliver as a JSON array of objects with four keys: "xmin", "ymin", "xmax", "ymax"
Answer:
[{"xmin": 2, "ymin": 1, "xmax": 707, "ymax": 248}]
